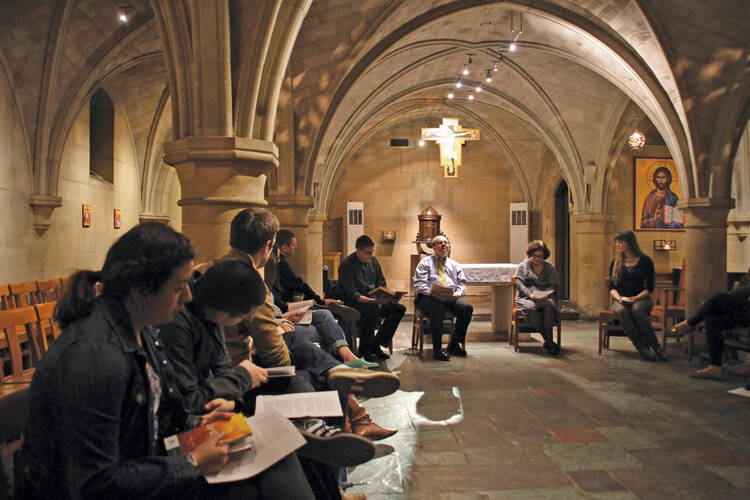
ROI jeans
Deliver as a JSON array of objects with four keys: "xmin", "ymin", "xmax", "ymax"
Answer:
[{"xmin": 293, "ymin": 309, "xmax": 349, "ymax": 354}]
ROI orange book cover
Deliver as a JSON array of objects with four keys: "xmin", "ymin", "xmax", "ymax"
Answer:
[{"xmin": 164, "ymin": 413, "xmax": 252, "ymax": 455}]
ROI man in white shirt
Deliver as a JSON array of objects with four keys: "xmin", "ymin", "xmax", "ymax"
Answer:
[{"xmin": 413, "ymin": 235, "xmax": 473, "ymax": 360}]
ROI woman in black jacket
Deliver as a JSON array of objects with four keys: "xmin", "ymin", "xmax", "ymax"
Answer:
[{"xmin": 608, "ymin": 230, "xmax": 667, "ymax": 361}]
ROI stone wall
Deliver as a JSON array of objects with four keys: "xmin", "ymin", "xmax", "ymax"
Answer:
[{"xmin": 325, "ymin": 126, "xmax": 521, "ymax": 292}]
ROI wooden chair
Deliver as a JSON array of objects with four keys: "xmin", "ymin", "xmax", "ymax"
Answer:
[
  {"xmin": 510, "ymin": 277, "xmax": 562, "ymax": 352},
  {"xmin": 35, "ymin": 278, "xmax": 64, "ymax": 303},
  {"xmin": 0, "ymin": 306, "xmax": 40, "ymax": 384},
  {"xmin": 0, "ymin": 284, "xmax": 11, "ymax": 310},
  {"xmin": 8, "ymin": 281, "xmax": 39, "ymax": 308},
  {"xmin": 599, "ymin": 277, "xmax": 626, "ymax": 354},
  {"xmin": 34, "ymin": 301, "xmax": 61, "ymax": 355},
  {"xmin": 410, "ymin": 304, "xmax": 455, "ymax": 358},
  {"xmin": 651, "ymin": 258, "xmax": 686, "ymax": 349}
]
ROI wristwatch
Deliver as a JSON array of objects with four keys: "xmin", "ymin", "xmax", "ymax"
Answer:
[{"xmin": 184, "ymin": 452, "xmax": 199, "ymax": 472}]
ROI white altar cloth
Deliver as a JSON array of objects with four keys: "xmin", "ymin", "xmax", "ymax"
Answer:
[
  {"xmin": 463, "ymin": 263, "xmax": 518, "ymax": 284},
  {"xmin": 462, "ymin": 263, "xmax": 518, "ymax": 333}
]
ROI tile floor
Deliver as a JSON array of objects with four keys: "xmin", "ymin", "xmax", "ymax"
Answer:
[{"xmin": 345, "ymin": 318, "xmax": 750, "ymax": 499}]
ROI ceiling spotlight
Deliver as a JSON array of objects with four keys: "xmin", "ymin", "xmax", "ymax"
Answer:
[
  {"xmin": 468, "ymin": 93, "xmax": 475, "ymax": 100},
  {"xmin": 456, "ymin": 76, "xmax": 462, "ymax": 88},
  {"xmin": 419, "ymin": 140, "xmax": 425, "ymax": 147},
  {"xmin": 485, "ymin": 70, "xmax": 492, "ymax": 82},
  {"xmin": 462, "ymin": 64, "xmax": 469, "ymax": 76},
  {"xmin": 448, "ymin": 89, "xmax": 455, "ymax": 99},
  {"xmin": 118, "ymin": 6, "xmax": 131, "ymax": 22},
  {"xmin": 493, "ymin": 61, "xmax": 499, "ymax": 72},
  {"xmin": 475, "ymin": 85, "xmax": 482, "ymax": 92}
]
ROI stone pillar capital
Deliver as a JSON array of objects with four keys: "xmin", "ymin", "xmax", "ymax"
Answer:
[
  {"xmin": 28, "ymin": 194, "xmax": 63, "ymax": 234},
  {"xmin": 267, "ymin": 194, "xmax": 314, "ymax": 229},
  {"xmin": 679, "ymin": 197, "xmax": 734, "ymax": 228}
]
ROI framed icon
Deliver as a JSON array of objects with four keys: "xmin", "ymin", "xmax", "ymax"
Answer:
[
  {"xmin": 114, "ymin": 208, "xmax": 121, "ymax": 229},
  {"xmin": 82, "ymin": 204, "xmax": 91, "ymax": 228},
  {"xmin": 634, "ymin": 158, "xmax": 685, "ymax": 231}
]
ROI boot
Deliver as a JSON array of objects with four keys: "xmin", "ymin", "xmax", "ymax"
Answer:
[{"xmin": 348, "ymin": 395, "xmax": 397, "ymax": 441}]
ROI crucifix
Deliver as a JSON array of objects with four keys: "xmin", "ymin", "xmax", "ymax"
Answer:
[{"xmin": 421, "ymin": 118, "xmax": 480, "ymax": 178}]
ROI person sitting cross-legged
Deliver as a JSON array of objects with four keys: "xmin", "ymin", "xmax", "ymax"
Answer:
[
  {"xmin": 339, "ymin": 234, "xmax": 406, "ymax": 362},
  {"xmin": 275, "ymin": 229, "xmax": 362, "ymax": 348},
  {"xmin": 413, "ymin": 235, "xmax": 474, "ymax": 361}
]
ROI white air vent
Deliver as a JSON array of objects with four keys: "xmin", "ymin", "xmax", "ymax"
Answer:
[
  {"xmin": 510, "ymin": 202, "xmax": 528, "ymax": 264},
  {"xmin": 346, "ymin": 201, "xmax": 364, "ymax": 255}
]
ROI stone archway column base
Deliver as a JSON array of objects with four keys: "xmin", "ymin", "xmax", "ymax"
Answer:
[
  {"xmin": 681, "ymin": 198, "xmax": 734, "ymax": 315},
  {"xmin": 163, "ymin": 136, "xmax": 278, "ymax": 263}
]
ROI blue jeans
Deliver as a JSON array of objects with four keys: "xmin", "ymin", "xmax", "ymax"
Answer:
[{"xmin": 293, "ymin": 309, "xmax": 349, "ymax": 355}]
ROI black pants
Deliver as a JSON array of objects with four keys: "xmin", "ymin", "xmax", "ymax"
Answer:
[
  {"xmin": 414, "ymin": 294, "xmax": 473, "ymax": 352},
  {"xmin": 688, "ymin": 290, "xmax": 750, "ymax": 366},
  {"xmin": 612, "ymin": 297, "xmax": 659, "ymax": 350},
  {"xmin": 351, "ymin": 301, "xmax": 406, "ymax": 354}
]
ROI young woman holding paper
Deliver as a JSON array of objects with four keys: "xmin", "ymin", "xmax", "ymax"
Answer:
[
  {"xmin": 19, "ymin": 223, "xmax": 314, "ymax": 500},
  {"xmin": 514, "ymin": 240, "xmax": 561, "ymax": 355}
]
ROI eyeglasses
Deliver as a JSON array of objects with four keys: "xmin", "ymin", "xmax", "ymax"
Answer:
[
  {"xmin": 434, "ymin": 241, "xmax": 450, "ymax": 246},
  {"xmin": 531, "ymin": 253, "xmax": 544, "ymax": 258}
]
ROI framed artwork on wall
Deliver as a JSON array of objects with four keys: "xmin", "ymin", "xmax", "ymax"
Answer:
[
  {"xmin": 82, "ymin": 204, "xmax": 91, "ymax": 228},
  {"xmin": 113, "ymin": 208, "xmax": 121, "ymax": 229},
  {"xmin": 633, "ymin": 157, "xmax": 685, "ymax": 231}
]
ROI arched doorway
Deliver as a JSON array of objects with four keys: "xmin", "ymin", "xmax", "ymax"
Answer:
[{"xmin": 555, "ymin": 181, "xmax": 570, "ymax": 299}]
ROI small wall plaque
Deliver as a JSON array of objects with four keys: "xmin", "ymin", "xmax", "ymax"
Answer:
[
  {"xmin": 114, "ymin": 208, "xmax": 121, "ymax": 229},
  {"xmin": 82, "ymin": 204, "xmax": 91, "ymax": 227}
]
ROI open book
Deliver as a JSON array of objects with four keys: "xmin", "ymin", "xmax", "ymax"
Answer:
[
  {"xmin": 282, "ymin": 299, "xmax": 314, "ymax": 324},
  {"xmin": 663, "ymin": 205, "xmax": 685, "ymax": 225},
  {"xmin": 429, "ymin": 282, "xmax": 454, "ymax": 301},
  {"xmin": 369, "ymin": 286, "xmax": 407, "ymax": 300},
  {"xmin": 530, "ymin": 289, "xmax": 554, "ymax": 300},
  {"xmin": 266, "ymin": 365, "xmax": 296, "ymax": 378},
  {"xmin": 164, "ymin": 412, "xmax": 253, "ymax": 456},
  {"xmin": 174, "ymin": 410, "xmax": 305, "ymax": 484}
]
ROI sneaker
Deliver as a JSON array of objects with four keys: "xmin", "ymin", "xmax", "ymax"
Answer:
[
  {"xmin": 295, "ymin": 419, "xmax": 375, "ymax": 467},
  {"xmin": 328, "ymin": 367, "xmax": 400, "ymax": 397},
  {"xmin": 344, "ymin": 358, "xmax": 379, "ymax": 369}
]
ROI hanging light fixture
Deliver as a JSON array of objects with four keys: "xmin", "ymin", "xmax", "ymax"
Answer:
[
  {"xmin": 118, "ymin": 5, "xmax": 131, "ymax": 22},
  {"xmin": 628, "ymin": 130, "xmax": 646, "ymax": 150},
  {"xmin": 456, "ymin": 76, "xmax": 462, "ymax": 88},
  {"xmin": 462, "ymin": 64, "xmax": 469, "ymax": 76},
  {"xmin": 485, "ymin": 70, "xmax": 492, "ymax": 82},
  {"xmin": 509, "ymin": 11, "xmax": 523, "ymax": 51},
  {"xmin": 468, "ymin": 93, "xmax": 475, "ymax": 100},
  {"xmin": 492, "ymin": 61, "xmax": 499, "ymax": 72},
  {"xmin": 447, "ymin": 88, "xmax": 455, "ymax": 99},
  {"xmin": 475, "ymin": 84, "xmax": 482, "ymax": 92}
]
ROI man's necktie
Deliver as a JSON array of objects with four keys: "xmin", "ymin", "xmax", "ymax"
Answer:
[{"xmin": 438, "ymin": 258, "xmax": 447, "ymax": 286}]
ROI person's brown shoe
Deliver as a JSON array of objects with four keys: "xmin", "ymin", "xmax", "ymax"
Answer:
[{"xmin": 348, "ymin": 394, "xmax": 397, "ymax": 441}]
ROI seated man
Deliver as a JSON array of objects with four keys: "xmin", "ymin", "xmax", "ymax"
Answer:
[
  {"xmin": 413, "ymin": 235, "xmax": 473, "ymax": 361},
  {"xmin": 275, "ymin": 229, "xmax": 361, "ymax": 342},
  {"xmin": 339, "ymin": 235, "xmax": 406, "ymax": 362},
  {"xmin": 212, "ymin": 208, "xmax": 399, "ymax": 440}
]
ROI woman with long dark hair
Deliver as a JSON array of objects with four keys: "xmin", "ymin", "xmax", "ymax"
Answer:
[
  {"xmin": 20, "ymin": 223, "xmax": 314, "ymax": 500},
  {"xmin": 608, "ymin": 230, "xmax": 667, "ymax": 361}
]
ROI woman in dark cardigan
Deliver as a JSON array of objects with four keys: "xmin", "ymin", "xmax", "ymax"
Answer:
[
  {"xmin": 608, "ymin": 230, "xmax": 667, "ymax": 361},
  {"xmin": 514, "ymin": 240, "xmax": 561, "ymax": 355}
]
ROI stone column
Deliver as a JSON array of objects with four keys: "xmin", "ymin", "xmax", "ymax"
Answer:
[
  {"xmin": 571, "ymin": 213, "xmax": 613, "ymax": 319},
  {"xmin": 267, "ymin": 193, "xmax": 314, "ymax": 279},
  {"xmin": 306, "ymin": 213, "xmax": 327, "ymax": 294},
  {"xmin": 681, "ymin": 198, "xmax": 734, "ymax": 315},
  {"xmin": 163, "ymin": 136, "xmax": 278, "ymax": 262}
]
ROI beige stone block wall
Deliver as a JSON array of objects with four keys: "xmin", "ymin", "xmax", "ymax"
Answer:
[
  {"xmin": 325, "ymin": 127, "xmax": 521, "ymax": 290},
  {"xmin": 0, "ymin": 67, "xmax": 146, "ymax": 282}
]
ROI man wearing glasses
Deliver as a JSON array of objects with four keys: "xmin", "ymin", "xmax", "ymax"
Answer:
[{"xmin": 413, "ymin": 235, "xmax": 473, "ymax": 361}]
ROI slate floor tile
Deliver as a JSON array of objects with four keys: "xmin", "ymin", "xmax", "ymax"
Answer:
[
  {"xmin": 550, "ymin": 427, "xmax": 608, "ymax": 442},
  {"xmin": 566, "ymin": 470, "xmax": 626, "ymax": 492}
]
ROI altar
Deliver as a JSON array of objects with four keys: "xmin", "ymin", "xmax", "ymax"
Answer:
[{"xmin": 462, "ymin": 263, "xmax": 518, "ymax": 334}]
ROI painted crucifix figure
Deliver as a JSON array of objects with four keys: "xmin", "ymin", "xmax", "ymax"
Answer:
[{"xmin": 421, "ymin": 117, "xmax": 480, "ymax": 178}]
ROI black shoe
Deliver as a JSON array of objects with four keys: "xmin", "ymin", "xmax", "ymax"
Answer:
[
  {"xmin": 637, "ymin": 346, "xmax": 656, "ymax": 361},
  {"xmin": 433, "ymin": 349, "xmax": 450, "ymax": 361},
  {"xmin": 543, "ymin": 342, "xmax": 560, "ymax": 355},
  {"xmin": 372, "ymin": 348, "xmax": 390, "ymax": 360},
  {"xmin": 653, "ymin": 345, "xmax": 668, "ymax": 361},
  {"xmin": 362, "ymin": 352, "xmax": 380, "ymax": 363},
  {"xmin": 295, "ymin": 418, "xmax": 375, "ymax": 467},
  {"xmin": 446, "ymin": 343, "xmax": 467, "ymax": 357}
]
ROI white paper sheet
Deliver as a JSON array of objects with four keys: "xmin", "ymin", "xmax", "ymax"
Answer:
[
  {"xmin": 727, "ymin": 386, "xmax": 750, "ymax": 398},
  {"xmin": 282, "ymin": 299, "xmax": 314, "ymax": 324},
  {"xmin": 205, "ymin": 409, "xmax": 305, "ymax": 484},
  {"xmin": 255, "ymin": 390, "xmax": 344, "ymax": 418}
]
